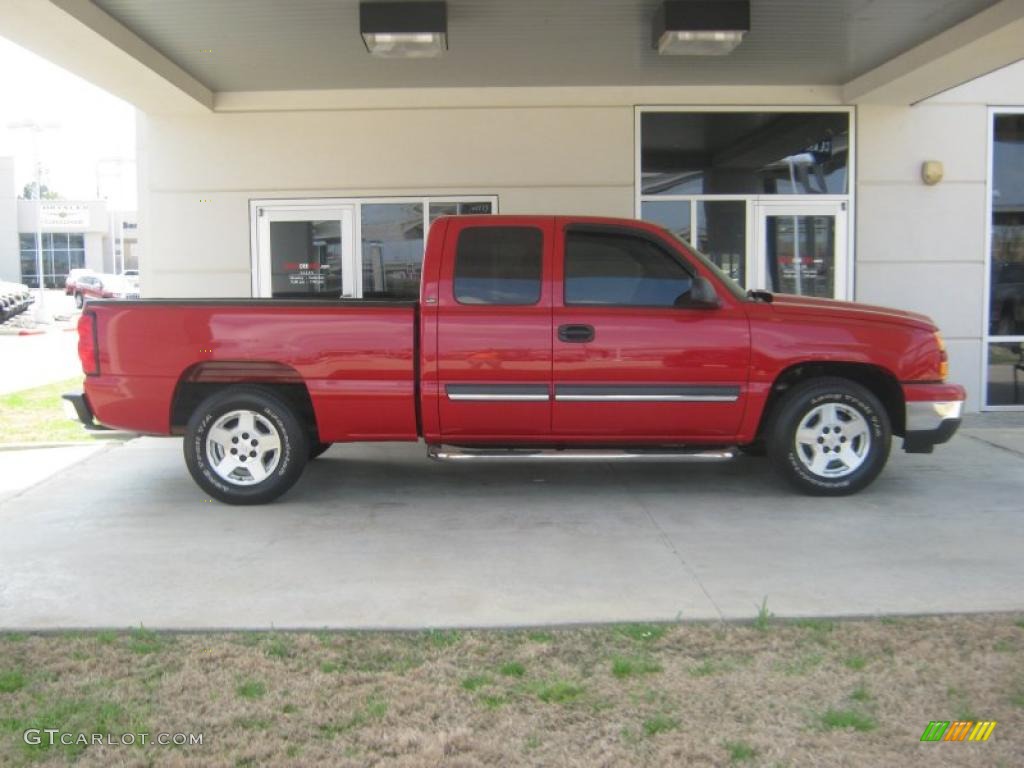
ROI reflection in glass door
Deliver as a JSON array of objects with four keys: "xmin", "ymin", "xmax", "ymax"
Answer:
[
  {"xmin": 754, "ymin": 202, "xmax": 847, "ymax": 299},
  {"xmin": 255, "ymin": 206, "xmax": 356, "ymax": 298}
]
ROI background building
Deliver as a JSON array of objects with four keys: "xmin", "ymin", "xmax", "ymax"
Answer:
[
  {"xmin": 0, "ymin": 156, "xmax": 137, "ymax": 287},
  {"xmin": 2, "ymin": 0, "xmax": 1022, "ymax": 410}
]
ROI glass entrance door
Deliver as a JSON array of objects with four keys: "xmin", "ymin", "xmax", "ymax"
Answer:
[
  {"xmin": 753, "ymin": 202, "xmax": 848, "ymax": 299},
  {"xmin": 255, "ymin": 205, "xmax": 356, "ymax": 298}
]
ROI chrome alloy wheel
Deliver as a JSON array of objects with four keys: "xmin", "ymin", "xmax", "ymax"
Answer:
[
  {"xmin": 205, "ymin": 409, "xmax": 282, "ymax": 486},
  {"xmin": 794, "ymin": 402, "xmax": 871, "ymax": 479}
]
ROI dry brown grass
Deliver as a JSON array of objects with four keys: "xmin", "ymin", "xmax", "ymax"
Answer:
[{"xmin": 1, "ymin": 615, "xmax": 1023, "ymax": 767}]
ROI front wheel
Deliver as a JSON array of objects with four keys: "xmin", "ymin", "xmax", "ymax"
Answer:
[
  {"xmin": 74, "ymin": 292, "xmax": 84, "ymax": 309},
  {"xmin": 767, "ymin": 378, "xmax": 891, "ymax": 496},
  {"xmin": 184, "ymin": 386, "xmax": 309, "ymax": 504}
]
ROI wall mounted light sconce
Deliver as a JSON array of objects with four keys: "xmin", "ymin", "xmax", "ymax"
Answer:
[
  {"xmin": 921, "ymin": 160, "xmax": 944, "ymax": 185},
  {"xmin": 653, "ymin": 0, "xmax": 750, "ymax": 56},
  {"xmin": 360, "ymin": 2, "xmax": 447, "ymax": 58}
]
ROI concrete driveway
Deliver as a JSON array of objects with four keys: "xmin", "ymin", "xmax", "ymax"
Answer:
[{"xmin": 1, "ymin": 424, "xmax": 1022, "ymax": 630}]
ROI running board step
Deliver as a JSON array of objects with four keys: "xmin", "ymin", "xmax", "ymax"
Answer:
[{"xmin": 427, "ymin": 445, "xmax": 736, "ymax": 462}]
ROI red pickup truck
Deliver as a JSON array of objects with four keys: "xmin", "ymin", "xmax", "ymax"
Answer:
[{"xmin": 65, "ymin": 215, "xmax": 964, "ymax": 504}]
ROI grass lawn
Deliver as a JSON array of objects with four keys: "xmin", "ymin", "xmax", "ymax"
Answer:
[
  {"xmin": 1, "ymin": 614, "xmax": 1022, "ymax": 766},
  {"xmin": 0, "ymin": 378, "xmax": 99, "ymax": 444}
]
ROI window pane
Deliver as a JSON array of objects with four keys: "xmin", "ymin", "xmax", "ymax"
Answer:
[
  {"xmin": 987, "ymin": 342, "xmax": 1024, "ymax": 405},
  {"xmin": 641, "ymin": 200, "xmax": 691, "ymax": 243},
  {"xmin": 269, "ymin": 219, "xmax": 343, "ymax": 298},
  {"xmin": 20, "ymin": 253, "xmax": 38, "ymax": 282},
  {"xmin": 454, "ymin": 227, "xmax": 542, "ymax": 305},
  {"xmin": 697, "ymin": 201, "xmax": 746, "ymax": 286},
  {"xmin": 69, "ymin": 233, "xmax": 85, "ymax": 249},
  {"xmin": 361, "ymin": 203, "xmax": 424, "ymax": 299},
  {"xmin": 990, "ymin": 114, "xmax": 1024, "ymax": 337},
  {"xmin": 765, "ymin": 215, "xmax": 835, "ymax": 298},
  {"xmin": 641, "ymin": 111, "xmax": 849, "ymax": 196},
  {"xmin": 51, "ymin": 250, "xmax": 70, "ymax": 283},
  {"xmin": 19, "ymin": 233, "xmax": 36, "ymax": 253},
  {"xmin": 429, "ymin": 201, "xmax": 492, "ymax": 223},
  {"xmin": 565, "ymin": 231, "xmax": 693, "ymax": 307}
]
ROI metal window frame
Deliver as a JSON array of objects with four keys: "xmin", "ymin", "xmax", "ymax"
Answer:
[
  {"xmin": 249, "ymin": 194, "xmax": 498, "ymax": 298},
  {"xmin": 633, "ymin": 105, "xmax": 856, "ymax": 299},
  {"xmin": 982, "ymin": 106, "xmax": 1024, "ymax": 411}
]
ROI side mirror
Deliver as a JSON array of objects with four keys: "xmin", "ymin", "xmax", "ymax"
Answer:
[{"xmin": 676, "ymin": 276, "xmax": 720, "ymax": 309}]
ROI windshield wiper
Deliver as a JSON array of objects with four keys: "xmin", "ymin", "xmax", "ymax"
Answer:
[{"xmin": 746, "ymin": 289, "xmax": 774, "ymax": 303}]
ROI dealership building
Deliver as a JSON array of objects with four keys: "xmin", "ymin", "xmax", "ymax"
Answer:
[
  {"xmin": 0, "ymin": 157, "xmax": 138, "ymax": 287},
  {"xmin": 2, "ymin": 0, "xmax": 1023, "ymax": 411}
]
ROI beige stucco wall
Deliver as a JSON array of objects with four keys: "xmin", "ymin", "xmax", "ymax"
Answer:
[
  {"xmin": 136, "ymin": 84, "xmax": 838, "ymax": 297},
  {"xmin": 138, "ymin": 104, "xmax": 636, "ymax": 296},
  {"xmin": 856, "ymin": 60, "xmax": 1024, "ymax": 410}
]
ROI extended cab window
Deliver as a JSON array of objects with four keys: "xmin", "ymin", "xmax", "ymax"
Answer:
[
  {"xmin": 454, "ymin": 227, "xmax": 542, "ymax": 305},
  {"xmin": 565, "ymin": 230, "xmax": 693, "ymax": 307}
]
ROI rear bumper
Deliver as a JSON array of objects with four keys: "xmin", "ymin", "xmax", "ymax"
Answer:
[
  {"xmin": 61, "ymin": 392, "xmax": 111, "ymax": 431},
  {"xmin": 901, "ymin": 383, "xmax": 966, "ymax": 454}
]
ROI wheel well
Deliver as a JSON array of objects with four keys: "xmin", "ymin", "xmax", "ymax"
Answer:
[
  {"xmin": 756, "ymin": 363, "xmax": 905, "ymax": 439},
  {"xmin": 170, "ymin": 362, "xmax": 318, "ymax": 438}
]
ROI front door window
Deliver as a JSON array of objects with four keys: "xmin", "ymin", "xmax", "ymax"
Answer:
[
  {"xmin": 256, "ymin": 206, "xmax": 356, "ymax": 298},
  {"xmin": 753, "ymin": 202, "xmax": 847, "ymax": 298}
]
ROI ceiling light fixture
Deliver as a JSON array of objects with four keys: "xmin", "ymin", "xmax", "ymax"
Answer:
[
  {"xmin": 360, "ymin": 2, "xmax": 447, "ymax": 58},
  {"xmin": 653, "ymin": 1, "xmax": 750, "ymax": 56}
]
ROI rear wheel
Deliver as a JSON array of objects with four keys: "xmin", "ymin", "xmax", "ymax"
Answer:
[
  {"xmin": 74, "ymin": 292, "xmax": 84, "ymax": 309},
  {"xmin": 767, "ymin": 377, "xmax": 891, "ymax": 496},
  {"xmin": 184, "ymin": 386, "xmax": 309, "ymax": 504}
]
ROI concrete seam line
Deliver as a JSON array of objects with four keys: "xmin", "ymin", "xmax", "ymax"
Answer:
[
  {"xmin": 0, "ymin": 441, "xmax": 122, "ymax": 511},
  {"xmin": 608, "ymin": 461, "xmax": 725, "ymax": 622},
  {"xmin": 961, "ymin": 433, "xmax": 1024, "ymax": 460},
  {"xmin": 0, "ymin": 440, "xmax": 128, "ymax": 452},
  {"xmin": 5, "ymin": 609, "xmax": 1020, "ymax": 633}
]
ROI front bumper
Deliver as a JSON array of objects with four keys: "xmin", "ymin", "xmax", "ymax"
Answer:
[{"xmin": 902, "ymin": 386, "xmax": 965, "ymax": 454}]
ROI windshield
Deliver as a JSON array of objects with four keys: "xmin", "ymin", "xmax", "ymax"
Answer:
[{"xmin": 663, "ymin": 233, "xmax": 748, "ymax": 301}]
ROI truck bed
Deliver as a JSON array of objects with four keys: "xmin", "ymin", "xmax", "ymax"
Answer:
[{"xmin": 83, "ymin": 299, "xmax": 419, "ymax": 441}]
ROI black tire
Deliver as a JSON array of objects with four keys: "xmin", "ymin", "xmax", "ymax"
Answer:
[
  {"xmin": 309, "ymin": 442, "xmax": 332, "ymax": 459},
  {"xmin": 74, "ymin": 292, "xmax": 84, "ymax": 309},
  {"xmin": 184, "ymin": 386, "xmax": 309, "ymax": 505},
  {"xmin": 767, "ymin": 377, "xmax": 891, "ymax": 496}
]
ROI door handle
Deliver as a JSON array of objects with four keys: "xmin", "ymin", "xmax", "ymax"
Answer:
[{"xmin": 558, "ymin": 324, "xmax": 595, "ymax": 343}]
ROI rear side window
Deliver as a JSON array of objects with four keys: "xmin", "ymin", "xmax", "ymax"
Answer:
[
  {"xmin": 565, "ymin": 231, "xmax": 693, "ymax": 307},
  {"xmin": 454, "ymin": 227, "xmax": 543, "ymax": 305}
]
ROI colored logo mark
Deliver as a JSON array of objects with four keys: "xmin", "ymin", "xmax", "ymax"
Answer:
[{"xmin": 920, "ymin": 721, "xmax": 996, "ymax": 742}]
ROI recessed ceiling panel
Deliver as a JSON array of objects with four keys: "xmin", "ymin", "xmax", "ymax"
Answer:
[{"xmin": 91, "ymin": 0, "xmax": 999, "ymax": 91}]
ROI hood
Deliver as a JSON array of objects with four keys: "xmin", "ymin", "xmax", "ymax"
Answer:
[{"xmin": 767, "ymin": 293, "xmax": 936, "ymax": 330}]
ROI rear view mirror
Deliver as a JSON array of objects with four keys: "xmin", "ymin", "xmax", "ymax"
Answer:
[{"xmin": 676, "ymin": 276, "xmax": 720, "ymax": 309}]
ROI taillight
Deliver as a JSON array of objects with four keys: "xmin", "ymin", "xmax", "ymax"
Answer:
[
  {"xmin": 78, "ymin": 312, "xmax": 99, "ymax": 375},
  {"xmin": 934, "ymin": 332, "xmax": 948, "ymax": 381}
]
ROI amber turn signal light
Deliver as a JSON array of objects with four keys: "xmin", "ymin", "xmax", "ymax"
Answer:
[{"xmin": 934, "ymin": 332, "xmax": 948, "ymax": 380}]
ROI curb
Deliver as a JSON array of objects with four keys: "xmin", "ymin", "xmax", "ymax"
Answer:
[
  {"xmin": 0, "ymin": 328, "xmax": 44, "ymax": 336},
  {"xmin": 0, "ymin": 439, "xmax": 131, "ymax": 452},
  {"xmin": 0, "ymin": 326, "xmax": 77, "ymax": 336}
]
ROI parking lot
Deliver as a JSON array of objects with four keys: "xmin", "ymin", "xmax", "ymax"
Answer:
[{"xmin": 1, "ymin": 419, "xmax": 1022, "ymax": 631}]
